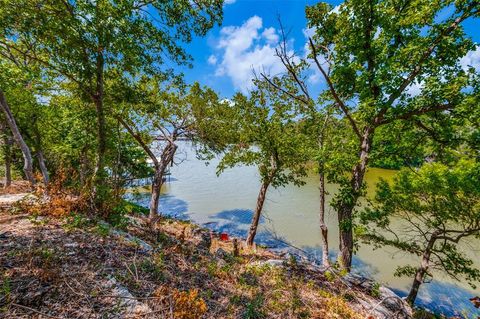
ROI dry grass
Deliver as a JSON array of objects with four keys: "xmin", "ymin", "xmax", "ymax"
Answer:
[{"xmin": 0, "ymin": 201, "xmax": 372, "ymax": 318}]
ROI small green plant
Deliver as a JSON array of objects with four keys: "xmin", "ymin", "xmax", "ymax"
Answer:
[
  {"xmin": 370, "ymin": 282, "xmax": 381, "ymax": 298},
  {"xmin": 324, "ymin": 270, "xmax": 335, "ymax": 282},
  {"xmin": 63, "ymin": 212, "xmax": 91, "ymax": 231},
  {"xmin": 139, "ymin": 253, "xmax": 165, "ymax": 281},
  {"xmin": 244, "ymin": 294, "xmax": 265, "ymax": 319},
  {"xmin": 1, "ymin": 275, "xmax": 11, "ymax": 304},
  {"xmin": 206, "ymin": 261, "xmax": 218, "ymax": 277},
  {"xmin": 94, "ymin": 222, "xmax": 110, "ymax": 237}
]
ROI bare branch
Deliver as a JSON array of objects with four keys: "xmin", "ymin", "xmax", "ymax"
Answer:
[{"xmin": 308, "ymin": 37, "xmax": 362, "ymax": 139}]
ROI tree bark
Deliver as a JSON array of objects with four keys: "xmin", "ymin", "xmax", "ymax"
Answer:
[
  {"xmin": 3, "ymin": 137, "xmax": 11, "ymax": 188},
  {"xmin": 149, "ymin": 142, "xmax": 177, "ymax": 219},
  {"xmin": 37, "ymin": 150, "xmax": 49, "ymax": 185},
  {"xmin": 0, "ymin": 90, "xmax": 35, "ymax": 187},
  {"xmin": 406, "ymin": 235, "xmax": 436, "ymax": 305},
  {"xmin": 150, "ymin": 168, "xmax": 163, "ymax": 219},
  {"xmin": 246, "ymin": 167, "xmax": 276, "ymax": 247},
  {"xmin": 33, "ymin": 122, "xmax": 49, "ymax": 185},
  {"xmin": 319, "ymin": 166, "xmax": 330, "ymax": 267},
  {"xmin": 337, "ymin": 127, "xmax": 374, "ymax": 270}
]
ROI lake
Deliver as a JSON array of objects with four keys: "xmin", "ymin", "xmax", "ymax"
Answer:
[{"xmin": 127, "ymin": 143, "xmax": 480, "ymax": 317}]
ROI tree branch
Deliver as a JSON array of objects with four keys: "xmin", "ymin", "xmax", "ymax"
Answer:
[
  {"xmin": 376, "ymin": 3, "xmax": 479, "ymax": 122},
  {"xmin": 116, "ymin": 115, "xmax": 159, "ymax": 166},
  {"xmin": 376, "ymin": 103, "xmax": 452, "ymax": 126},
  {"xmin": 308, "ymin": 37, "xmax": 362, "ymax": 139}
]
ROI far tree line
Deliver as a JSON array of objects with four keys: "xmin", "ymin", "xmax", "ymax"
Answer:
[{"xmin": 1, "ymin": 0, "xmax": 479, "ymax": 307}]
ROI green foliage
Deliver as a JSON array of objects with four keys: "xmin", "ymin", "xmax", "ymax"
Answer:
[
  {"xmin": 244, "ymin": 294, "xmax": 266, "ymax": 319},
  {"xmin": 216, "ymin": 80, "xmax": 309, "ymax": 188},
  {"xmin": 360, "ymin": 159, "xmax": 480, "ymax": 288},
  {"xmin": 0, "ymin": 0, "xmax": 223, "ymax": 208}
]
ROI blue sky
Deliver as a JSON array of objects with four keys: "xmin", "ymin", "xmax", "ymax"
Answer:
[{"xmin": 179, "ymin": 0, "xmax": 480, "ymax": 98}]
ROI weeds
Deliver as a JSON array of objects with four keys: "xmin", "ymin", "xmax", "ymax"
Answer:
[{"xmin": 244, "ymin": 294, "xmax": 266, "ymax": 319}]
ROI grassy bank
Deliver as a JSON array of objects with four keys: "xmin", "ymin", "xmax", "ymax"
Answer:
[{"xmin": 0, "ymin": 195, "xmax": 410, "ymax": 318}]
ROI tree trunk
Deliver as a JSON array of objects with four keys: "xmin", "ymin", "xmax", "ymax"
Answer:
[
  {"xmin": 319, "ymin": 167, "xmax": 330, "ymax": 267},
  {"xmin": 3, "ymin": 138, "xmax": 11, "ymax": 188},
  {"xmin": 149, "ymin": 168, "xmax": 163, "ymax": 219},
  {"xmin": 37, "ymin": 150, "xmax": 49, "ymax": 185},
  {"xmin": 149, "ymin": 142, "xmax": 178, "ymax": 219},
  {"xmin": 337, "ymin": 128, "xmax": 374, "ymax": 270},
  {"xmin": 246, "ymin": 177, "xmax": 272, "ymax": 247},
  {"xmin": 0, "ymin": 90, "xmax": 35, "ymax": 187},
  {"xmin": 406, "ymin": 235, "xmax": 436, "ymax": 305},
  {"xmin": 33, "ymin": 123, "xmax": 49, "ymax": 186}
]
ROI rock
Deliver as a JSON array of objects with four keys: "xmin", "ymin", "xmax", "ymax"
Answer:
[
  {"xmin": 104, "ymin": 277, "xmax": 151, "ymax": 317},
  {"xmin": 257, "ymin": 259, "xmax": 285, "ymax": 267},
  {"xmin": 110, "ymin": 228, "xmax": 153, "ymax": 253}
]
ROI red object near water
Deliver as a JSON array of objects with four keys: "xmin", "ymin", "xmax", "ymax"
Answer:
[{"xmin": 220, "ymin": 233, "xmax": 229, "ymax": 241}]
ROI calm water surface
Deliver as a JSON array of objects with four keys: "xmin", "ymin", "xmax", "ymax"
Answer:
[{"xmin": 128, "ymin": 143, "xmax": 479, "ymax": 317}]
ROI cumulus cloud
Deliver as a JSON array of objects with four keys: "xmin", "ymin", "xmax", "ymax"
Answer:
[
  {"xmin": 212, "ymin": 16, "xmax": 285, "ymax": 92},
  {"xmin": 262, "ymin": 27, "xmax": 279, "ymax": 44},
  {"xmin": 207, "ymin": 55, "xmax": 217, "ymax": 65},
  {"xmin": 460, "ymin": 45, "xmax": 480, "ymax": 72}
]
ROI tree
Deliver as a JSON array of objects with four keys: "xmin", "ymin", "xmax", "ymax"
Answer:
[
  {"xmin": 359, "ymin": 160, "xmax": 480, "ymax": 305},
  {"xmin": 0, "ymin": 92, "xmax": 35, "ymax": 187},
  {"xmin": 116, "ymin": 78, "xmax": 223, "ymax": 219},
  {"xmin": 0, "ymin": 0, "xmax": 224, "ymax": 205},
  {"xmin": 0, "ymin": 115, "xmax": 13, "ymax": 188},
  {"xmin": 295, "ymin": 0, "xmax": 479, "ymax": 269},
  {"xmin": 218, "ymin": 81, "xmax": 308, "ymax": 247}
]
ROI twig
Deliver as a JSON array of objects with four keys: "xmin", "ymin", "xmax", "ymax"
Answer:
[{"xmin": 10, "ymin": 302, "xmax": 62, "ymax": 319}]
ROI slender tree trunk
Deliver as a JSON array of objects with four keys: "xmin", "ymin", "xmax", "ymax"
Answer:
[
  {"xmin": 0, "ymin": 90, "xmax": 35, "ymax": 187},
  {"xmin": 3, "ymin": 139, "xmax": 11, "ymax": 188},
  {"xmin": 319, "ymin": 166, "xmax": 330, "ymax": 267},
  {"xmin": 406, "ymin": 235, "xmax": 436, "ymax": 305},
  {"xmin": 246, "ymin": 169, "xmax": 275, "ymax": 247},
  {"xmin": 149, "ymin": 143, "xmax": 178, "ymax": 219},
  {"xmin": 337, "ymin": 128, "xmax": 374, "ymax": 270},
  {"xmin": 37, "ymin": 150, "xmax": 49, "ymax": 185},
  {"xmin": 33, "ymin": 123, "xmax": 49, "ymax": 185}
]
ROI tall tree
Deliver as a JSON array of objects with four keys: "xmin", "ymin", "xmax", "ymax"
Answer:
[
  {"xmin": 264, "ymin": 0, "xmax": 479, "ymax": 269},
  {"xmin": 0, "ymin": 0, "xmax": 223, "ymax": 205},
  {"xmin": 218, "ymin": 81, "xmax": 308, "ymax": 247},
  {"xmin": 0, "ymin": 90, "xmax": 35, "ymax": 187},
  {"xmin": 116, "ymin": 79, "xmax": 223, "ymax": 219}
]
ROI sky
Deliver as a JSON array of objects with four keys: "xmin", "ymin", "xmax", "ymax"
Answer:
[{"xmin": 178, "ymin": 0, "xmax": 480, "ymax": 98}]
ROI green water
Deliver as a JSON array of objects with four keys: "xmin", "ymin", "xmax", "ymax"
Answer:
[{"xmin": 129, "ymin": 143, "xmax": 479, "ymax": 317}]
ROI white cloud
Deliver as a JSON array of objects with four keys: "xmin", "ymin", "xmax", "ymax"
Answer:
[
  {"xmin": 213, "ymin": 16, "xmax": 285, "ymax": 92},
  {"xmin": 262, "ymin": 27, "xmax": 279, "ymax": 44},
  {"xmin": 207, "ymin": 55, "xmax": 217, "ymax": 65},
  {"xmin": 460, "ymin": 46, "xmax": 480, "ymax": 72},
  {"xmin": 224, "ymin": 0, "xmax": 236, "ymax": 4}
]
